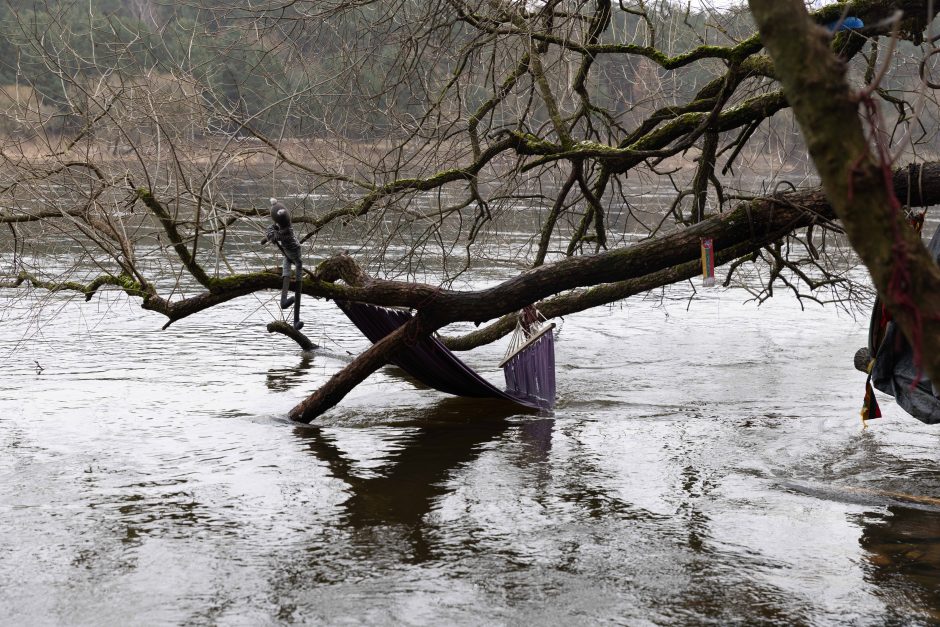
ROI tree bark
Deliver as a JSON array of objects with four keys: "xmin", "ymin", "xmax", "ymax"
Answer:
[
  {"xmin": 267, "ymin": 321, "xmax": 317, "ymax": 351},
  {"xmin": 288, "ymin": 314, "xmax": 443, "ymax": 422},
  {"xmin": 691, "ymin": 131, "xmax": 718, "ymax": 223}
]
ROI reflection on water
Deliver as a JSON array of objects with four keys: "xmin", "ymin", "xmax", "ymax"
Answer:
[
  {"xmin": 295, "ymin": 399, "xmax": 525, "ymax": 563},
  {"xmin": 266, "ymin": 354, "xmax": 314, "ymax": 392},
  {"xmin": 861, "ymin": 505, "xmax": 940, "ymax": 622},
  {"xmin": 5, "ymin": 258, "xmax": 940, "ymax": 623}
]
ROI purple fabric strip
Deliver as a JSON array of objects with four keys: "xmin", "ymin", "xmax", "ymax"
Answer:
[{"xmin": 336, "ymin": 301, "xmax": 554, "ymax": 409}]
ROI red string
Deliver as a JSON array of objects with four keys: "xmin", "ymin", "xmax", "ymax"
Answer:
[{"xmin": 855, "ymin": 94, "xmax": 926, "ymax": 382}]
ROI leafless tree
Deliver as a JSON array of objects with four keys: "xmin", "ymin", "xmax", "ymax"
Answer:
[{"xmin": 2, "ymin": 0, "xmax": 940, "ymax": 420}]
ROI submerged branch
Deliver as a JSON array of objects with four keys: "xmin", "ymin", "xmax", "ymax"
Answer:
[{"xmin": 268, "ymin": 320, "xmax": 318, "ymax": 351}]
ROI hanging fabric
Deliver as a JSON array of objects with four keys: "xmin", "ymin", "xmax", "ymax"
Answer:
[
  {"xmin": 866, "ymin": 220, "xmax": 940, "ymax": 424},
  {"xmin": 701, "ymin": 238, "xmax": 716, "ymax": 287},
  {"xmin": 498, "ymin": 308, "xmax": 556, "ymax": 406}
]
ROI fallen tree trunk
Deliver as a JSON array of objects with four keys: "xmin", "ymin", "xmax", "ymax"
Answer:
[
  {"xmin": 443, "ymin": 161, "xmax": 940, "ymax": 351},
  {"xmin": 9, "ymin": 164, "xmax": 940, "ymax": 422},
  {"xmin": 289, "ymin": 162, "xmax": 940, "ymax": 421},
  {"xmin": 32, "ymin": 161, "xmax": 931, "ymax": 339}
]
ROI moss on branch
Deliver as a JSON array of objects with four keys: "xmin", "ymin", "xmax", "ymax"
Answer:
[
  {"xmin": 1, "ymin": 270, "xmax": 148, "ymax": 301},
  {"xmin": 136, "ymin": 188, "xmax": 214, "ymax": 289}
]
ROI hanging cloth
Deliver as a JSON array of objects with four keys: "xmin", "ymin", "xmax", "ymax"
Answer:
[{"xmin": 868, "ymin": 222, "xmax": 940, "ymax": 424}]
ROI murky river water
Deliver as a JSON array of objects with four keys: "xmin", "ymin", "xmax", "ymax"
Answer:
[{"xmin": 3, "ymin": 213, "xmax": 940, "ymax": 624}]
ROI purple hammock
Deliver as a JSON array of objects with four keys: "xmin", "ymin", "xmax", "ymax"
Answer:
[{"xmin": 336, "ymin": 301, "xmax": 556, "ymax": 410}]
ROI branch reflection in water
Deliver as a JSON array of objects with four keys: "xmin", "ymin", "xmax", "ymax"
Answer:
[
  {"xmin": 292, "ymin": 398, "xmax": 552, "ymax": 563},
  {"xmin": 266, "ymin": 354, "xmax": 314, "ymax": 392}
]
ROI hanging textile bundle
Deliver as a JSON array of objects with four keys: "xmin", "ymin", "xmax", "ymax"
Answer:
[
  {"xmin": 857, "ymin": 298, "xmax": 888, "ymax": 424},
  {"xmin": 861, "ymin": 378, "xmax": 882, "ymax": 422},
  {"xmin": 701, "ymin": 238, "xmax": 716, "ymax": 287},
  {"xmin": 864, "ymin": 220, "xmax": 940, "ymax": 424}
]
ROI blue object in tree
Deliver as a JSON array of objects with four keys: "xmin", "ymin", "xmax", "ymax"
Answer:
[{"xmin": 826, "ymin": 16, "xmax": 864, "ymax": 32}]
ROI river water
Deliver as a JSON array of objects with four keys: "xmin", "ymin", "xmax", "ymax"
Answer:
[{"xmin": 2, "ymin": 207, "xmax": 940, "ymax": 625}]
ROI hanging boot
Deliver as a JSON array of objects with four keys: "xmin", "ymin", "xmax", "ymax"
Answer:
[
  {"xmin": 280, "ymin": 275, "xmax": 295, "ymax": 309},
  {"xmin": 292, "ymin": 265, "xmax": 304, "ymax": 330}
]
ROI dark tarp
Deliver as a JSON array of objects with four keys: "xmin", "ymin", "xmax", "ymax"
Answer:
[
  {"xmin": 336, "ymin": 301, "xmax": 555, "ymax": 410},
  {"xmin": 870, "ymin": 223, "xmax": 940, "ymax": 424}
]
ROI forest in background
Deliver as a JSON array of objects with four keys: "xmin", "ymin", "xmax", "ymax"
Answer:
[{"xmin": 0, "ymin": 0, "xmax": 813, "ymax": 140}]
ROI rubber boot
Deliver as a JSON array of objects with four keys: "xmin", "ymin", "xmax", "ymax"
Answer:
[
  {"xmin": 292, "ymin": 265, "xmax": 304, "ymax": 331},
  {"xmin": 280, "ymin": 275, "xmax": 294, "ymax": 309}
]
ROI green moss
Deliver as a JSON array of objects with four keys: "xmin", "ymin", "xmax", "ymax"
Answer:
[{"xmin": 208, "ymin": 271, "xmax": 277, "ymax": 291}]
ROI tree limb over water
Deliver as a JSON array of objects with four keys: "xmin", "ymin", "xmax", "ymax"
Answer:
[{"xmin": 2, "ymin": 0, "xmax": 940, "ymax": 419}]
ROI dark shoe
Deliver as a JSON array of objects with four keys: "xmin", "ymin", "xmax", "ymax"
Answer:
[
  {"xmin": 281, "ymin": 296, "xmax": 295, "ymax": 309},
  {"xmin": 293, "ymin": 320, "xmax": 305, "ymax": 331}
]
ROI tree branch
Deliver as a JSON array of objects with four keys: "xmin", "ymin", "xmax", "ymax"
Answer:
[{"xmin": 749, "ymin": 0, "xmax": 940, "ymax": 389}]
